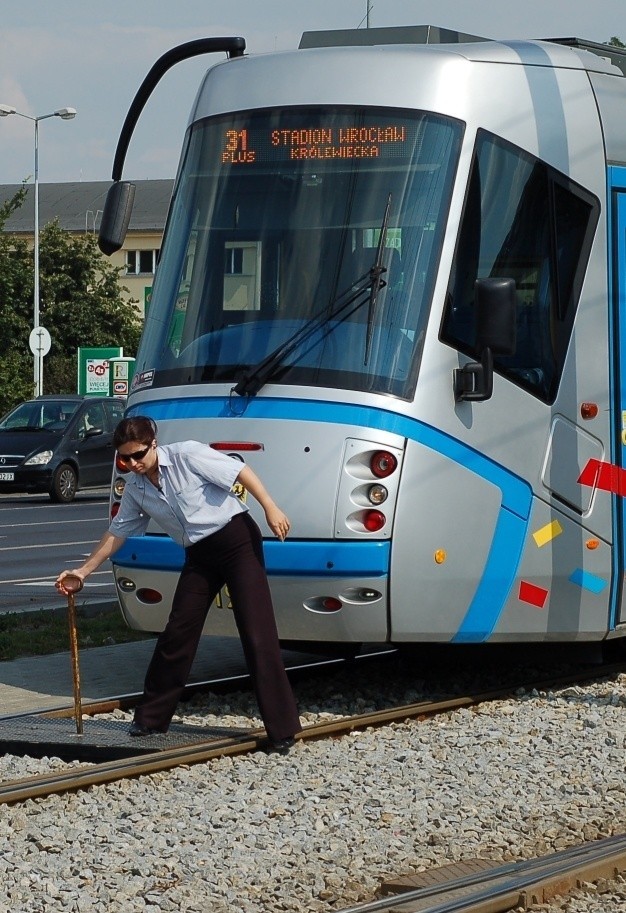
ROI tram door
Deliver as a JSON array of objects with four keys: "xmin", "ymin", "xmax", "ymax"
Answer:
[{"xmin": 613, "ymin": 190, "xmax": 626, "ymax": 625}]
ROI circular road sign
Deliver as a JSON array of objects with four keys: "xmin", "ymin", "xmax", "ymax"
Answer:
[{"xmin": 29, "ymin": 326, "xmax": 52, "ymax": 357}]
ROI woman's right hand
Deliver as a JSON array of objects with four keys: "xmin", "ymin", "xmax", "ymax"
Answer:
[
  {"xmin": 55, "ymin": 569, "xmax": 86, "ymax": 596},
  {"xmin": 53, "ymin": 531, "xmax": 124, "ymax": 597}
]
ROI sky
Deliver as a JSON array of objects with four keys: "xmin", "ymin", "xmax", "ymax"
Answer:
[{"xmin": 0, "ymin": 0, "xmax": 624, "ymax": 185}]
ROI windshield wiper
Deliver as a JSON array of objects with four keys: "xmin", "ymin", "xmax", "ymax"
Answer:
[
  {"xmin": 232, "ymin": 277, "xmax": 373, "ymax": 397},
  {"xmin": 233, "ymin": 196, "xmax": 391, "ymax": 399},
  {"xmin": 364, "ymin": 193, "xmax": 391, "ymax": 366}
]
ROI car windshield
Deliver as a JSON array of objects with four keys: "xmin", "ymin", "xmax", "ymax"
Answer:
[
  {"xmin": 135, "ymin": 105, "xmax": 462, "ymax": 400},
  {"xmin": 0, "ymin": 400, "xmax": 80, "ymax": 431}
]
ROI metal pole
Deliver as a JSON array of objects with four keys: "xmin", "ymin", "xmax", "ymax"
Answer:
[
  {"xmin": 366, "ymin": 1, "xmax": 372, "ymax": 28},
  {"xmin": 0, "ymin": 106, "xmax": 75, "ymax": 399},
  {"xmin": 33, "ymin": 117, "xmax": 41, "ymax": 397}
]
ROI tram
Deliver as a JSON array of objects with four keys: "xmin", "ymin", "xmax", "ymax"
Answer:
[{"xmin": 99, "ymin": 25, "xmax": 626, "ymax": 647}]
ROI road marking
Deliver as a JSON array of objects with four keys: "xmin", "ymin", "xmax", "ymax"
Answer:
[
  {"xmin": 16, "ymin": 580, "xmax": 112, "ymax": 588},
  {"xmin": 0, "ymin": 571, "xmax": 112, "ymax": 585},
  {"xmin": 0, "ymin": 517, "xmax": 107, "ymax": 530},
  {"xmin": 0, "ymin": 539, "xmax": 100, "ymax": 552},
  {"xmin": 0, "ymin": 497, "xmax": 109, "ymax": 512}
]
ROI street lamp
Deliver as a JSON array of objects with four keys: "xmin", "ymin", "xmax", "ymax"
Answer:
[{"xmin": 0, "ymin": 104, "xmax": 77, "ymax": 397}]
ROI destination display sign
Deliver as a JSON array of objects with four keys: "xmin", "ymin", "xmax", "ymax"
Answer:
[{"xmin": 220, "ymin": 122, "xmax": 416, "ymax": 165}]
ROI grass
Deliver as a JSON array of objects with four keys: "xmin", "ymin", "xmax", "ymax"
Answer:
[{"xmin": 0, "ymin": 607, "xmax": 154, "ymax": 662}]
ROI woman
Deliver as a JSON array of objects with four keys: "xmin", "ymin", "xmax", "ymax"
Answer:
[{"xmin": 56, "ymin": 416, "xmax": 301, "ymax": 754}]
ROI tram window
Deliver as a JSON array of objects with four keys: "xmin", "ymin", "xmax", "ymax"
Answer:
[{"xmin": 441, "ymin": 131, "xmax": 599, "ymax": 403}]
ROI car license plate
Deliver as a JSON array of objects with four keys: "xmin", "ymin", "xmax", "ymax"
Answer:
[{"xmin": 0, "ymin": 472, "xmax": 14, "ymax": 481}]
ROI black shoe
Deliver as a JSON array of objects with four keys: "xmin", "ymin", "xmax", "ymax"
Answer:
[
  {"xmin": 129, "ymin": 721, "xmax": 160, "ymax": 737},
  {"xmin": 267, "ymin": 736, "xmax": 296, "ymax": 755}
]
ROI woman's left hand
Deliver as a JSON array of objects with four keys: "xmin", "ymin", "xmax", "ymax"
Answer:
[
  {"xmin": 236, "ymin": 466, "xmax": 291, "ymax": 541},
  {"xmin": 266, "ymin": 506, "xmax": 290, "ymax": 541}
]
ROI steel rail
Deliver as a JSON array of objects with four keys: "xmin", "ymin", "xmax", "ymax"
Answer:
[
  {"xmin": 0, "ymin": 660, "xmax": 624, "ymax": 805},
  {"xmin": 334, "ymin": 833, "xmax": 626, "ymax": 912}
]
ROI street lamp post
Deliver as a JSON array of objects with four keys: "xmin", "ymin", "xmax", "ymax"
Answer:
[{"xmin": 0, "ymin": 104, "xmax": 77, "ymax": 397}]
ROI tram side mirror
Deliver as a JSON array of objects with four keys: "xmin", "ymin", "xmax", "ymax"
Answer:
[
  {"xmin": 454, "ymin": 277, "xmax": 516, "ymax": 403},
  {"xmin": 98, "ymin": 181, "xmax": 136, "ymax": 255}
]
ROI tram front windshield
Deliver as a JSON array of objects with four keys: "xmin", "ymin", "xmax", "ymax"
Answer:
[{"xmin": 136, "ymin": 107, "xmax": 462, "ymax": 400}]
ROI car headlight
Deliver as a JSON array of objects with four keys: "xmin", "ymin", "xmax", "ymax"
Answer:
[{"xmin": 24, "ymin": 450, "xmax": 53, "ymax": 466}]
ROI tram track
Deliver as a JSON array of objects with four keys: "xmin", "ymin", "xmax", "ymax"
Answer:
[
  {"xmin": 334, "ymin": 832, "xmax": 626, "ymax": 913},
  {"xmin": 0, "ymin": 659, "xmax": 623, "ymax": 807}
]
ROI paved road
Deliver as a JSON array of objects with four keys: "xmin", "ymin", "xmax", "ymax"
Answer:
[{"xmin": 0, "ymin": 489, "xmax": 116, "ymax": 615}]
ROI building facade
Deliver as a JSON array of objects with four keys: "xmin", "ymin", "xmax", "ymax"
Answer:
[{"xmin": 0, "ymin": 179, "xmax": 173, "ymax": 317}]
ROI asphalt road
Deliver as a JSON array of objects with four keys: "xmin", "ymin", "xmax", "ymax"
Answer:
[{"xmin": 0, "ymin": 489, "xmax": 117, "ymax": 615}]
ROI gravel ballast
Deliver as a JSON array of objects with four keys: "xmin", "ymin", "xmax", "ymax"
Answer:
[{"xmin": 0, "ymin": 655, "xmax": 625, "ymax": 912}]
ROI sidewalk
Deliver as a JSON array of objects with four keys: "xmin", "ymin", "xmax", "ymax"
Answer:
[{"xmin": 0, "ymin": 636, "xmax": 254, "ymax": 716}]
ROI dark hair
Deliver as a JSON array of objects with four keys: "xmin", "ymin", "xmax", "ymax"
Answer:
[{"xmin": 113, "ymin": 416, "xmax": 157, "ymax": 449}]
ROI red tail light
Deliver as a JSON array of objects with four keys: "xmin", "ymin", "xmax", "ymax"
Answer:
[
  {"xmin": 115, "ymin": 455, "xmax": 130, "ymax": 473},
  {"xmin": 363, "ymin": 509, "xmax": 386, "ymax": 532},
  {"xmin": 110, "ymin": 501, "xmax": 121, "ymax": 519},
  {"xmin": 136, "ymin": 588, "xmax": 163, "ymax": 604},
  {"xmin": 370, "ymin": 450, "xmax": 397, "ymax": 478}
]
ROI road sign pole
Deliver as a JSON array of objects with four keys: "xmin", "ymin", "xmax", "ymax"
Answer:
[{"xmin": 28, "ymin": 326, "xmax": 51, "ymax": 396}]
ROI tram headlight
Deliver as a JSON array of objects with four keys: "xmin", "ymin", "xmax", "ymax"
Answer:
[
  {"xmin": 118, "ymin": 577, "xmax": 136, "ymax": 592},
  {"xmin": 367, "ymin": 483, "xmax": 388, "ymax": 505}
]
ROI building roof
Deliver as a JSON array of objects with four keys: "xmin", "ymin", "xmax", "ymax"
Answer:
[{"xmin": 0, "ymin": 179, "xmax": 174, "ymax": 234}]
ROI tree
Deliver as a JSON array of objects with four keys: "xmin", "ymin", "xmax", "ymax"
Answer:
[
  {"xmin": 38, "ymin": 222, "xmax": 142, "ymax": 394},
  {"xmin": 608, "ymin": 37, "xmax": 626, "ymax": 48},
  {"xmin": 0, "ymin": 189, "xmax": 141, "ymax": 414},
  {"xmin": 0, "ymin": 188, "xmax": 33, "ymax": 407}
]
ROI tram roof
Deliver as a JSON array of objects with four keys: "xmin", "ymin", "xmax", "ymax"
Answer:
[{"xmin": 299, "ymin": 26, "xmax": 625, "ymax": 78}]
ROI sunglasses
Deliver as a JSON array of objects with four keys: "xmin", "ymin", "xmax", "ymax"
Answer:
[{"xmin": 117, "ymin": 445, "xmax": 151, "ymax": 464}]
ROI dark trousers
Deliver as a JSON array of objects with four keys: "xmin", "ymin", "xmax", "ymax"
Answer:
[{"xmin": 134, "ymin": 512, "xmax": 301, "ymax": 742}]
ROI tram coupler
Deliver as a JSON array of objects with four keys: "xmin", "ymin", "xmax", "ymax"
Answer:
[{"xmin": 63, "ymin": 575, "xmax": 84, "ymax": 735}]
